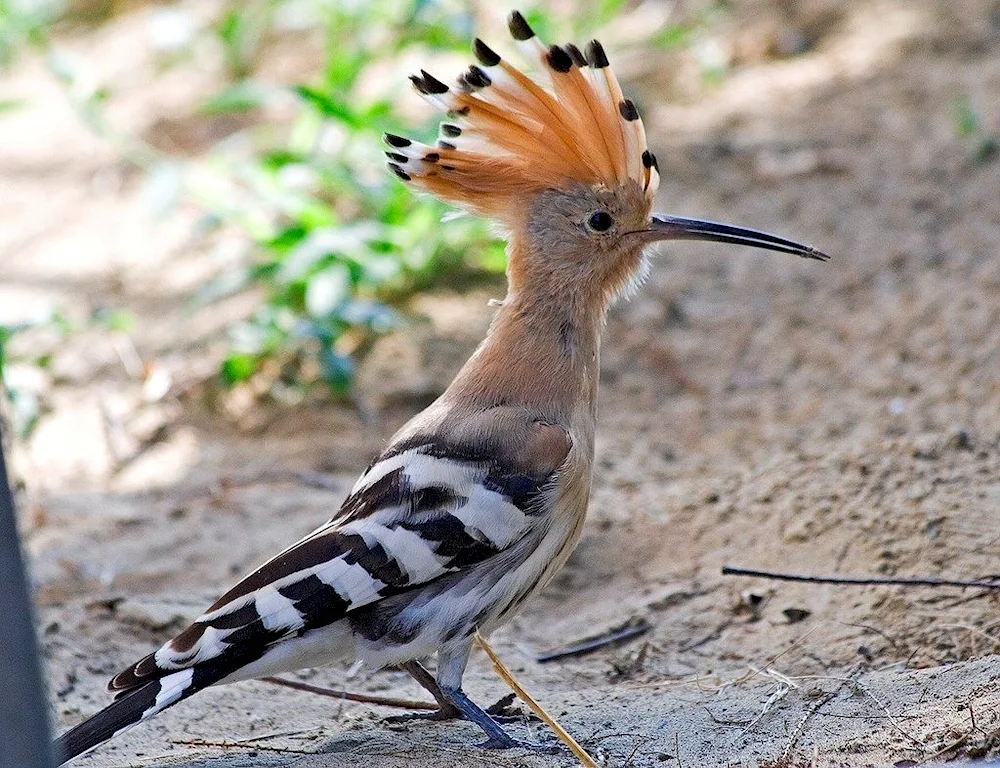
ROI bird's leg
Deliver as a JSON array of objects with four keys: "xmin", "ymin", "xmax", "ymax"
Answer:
[
  {"xmin": 439, "ymin": 684, "xmax": 519, "ymax": 748},
  {"xmin": 386, "ymin": 661, "xmax": 530, "ymax": 724},
  {"xmin": 438, "ymin": 685, "xmax": 557, "ymax": 752},
  {"xmin": 435, "ymin": 641, "xmax": 557, "ymax": 752},
  {"xmin": 384, "ymin": 661, "xmax": 463, "ymax": 722}
]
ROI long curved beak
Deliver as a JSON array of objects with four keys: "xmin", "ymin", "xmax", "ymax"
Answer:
[{"xmin": 640, "ymin": 214, "xmax": 829, "ymax": 261}]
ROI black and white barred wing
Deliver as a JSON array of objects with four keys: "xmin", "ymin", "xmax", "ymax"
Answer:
[
  {"xmin": 56, "ymin": 421, "xmax": 571, "ymax": 762},
  {"xmin": 109, "ymin": 438, "xmax": 558, "ymax": 694}
]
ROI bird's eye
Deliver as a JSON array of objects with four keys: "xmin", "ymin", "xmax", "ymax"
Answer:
[{"xmin": 586, "ymin": 210, "xmax": 613, "ymax": 233}]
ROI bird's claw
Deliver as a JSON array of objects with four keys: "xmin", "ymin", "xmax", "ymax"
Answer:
[
  {"xmin": 485, "ymin": 693, "xmax": 539, "ymax": 723},
  {"xmin": 384, "ymin": 706, "xmax": 461, "ymax": 723}
]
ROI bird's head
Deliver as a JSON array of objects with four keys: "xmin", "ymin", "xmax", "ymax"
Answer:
[{"xmin": 387, "ymin": 11, "xmax": 827, "ymax": 308}]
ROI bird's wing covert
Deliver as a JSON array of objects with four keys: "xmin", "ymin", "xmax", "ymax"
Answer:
[{"xmin": 109, "ymin": 420, "xmax": 570, "ymax": 693}]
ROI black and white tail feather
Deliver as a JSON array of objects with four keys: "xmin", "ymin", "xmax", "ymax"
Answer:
[{"xmin": 57, "ymin": 663, "xmax": 235, "ymax": 760}]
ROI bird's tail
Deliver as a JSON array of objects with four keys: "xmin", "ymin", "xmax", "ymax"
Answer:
[{"xmin": 55, "ymin": 667, "xmax": 204, "ymax": 764}]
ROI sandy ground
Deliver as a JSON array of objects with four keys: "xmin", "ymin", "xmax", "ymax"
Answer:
[{"xmin": 4, "ymin": 0, "xmax": 1000, "ymax": 766}]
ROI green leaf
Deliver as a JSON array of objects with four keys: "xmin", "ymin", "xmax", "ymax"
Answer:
[
  {"xmin": 260, "ymin": 150, "xmax": 303, "ymax": 170},
  {"xmin": 7, "ymin": 386, "xmax": 40, "ymax": 439},
  {"xmin": 91, "ymin": 308, "xmax": 136, "ymax": 333},
  {"xmin": 221, "ymin": 352, "xmax": 258, "ymax": 385},
  {"xmin": 651, "ymin": 23, "xmax": 693, "ymax": 50},
  {"xmin": 0, "ymin": 98, "xmax": 26, "ymax": 113},
  {"xmin": 291, "ymin": 85, "xmax": 357, "ymax": 126},
  {"xmin": 953, "ymin": 98, "xmax": 979, "ymax": 138}
]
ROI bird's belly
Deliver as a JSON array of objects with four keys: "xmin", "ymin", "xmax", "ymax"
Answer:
[{"xmin": 216, "ymin": 619, "xmax": 356, "ymax": 685}]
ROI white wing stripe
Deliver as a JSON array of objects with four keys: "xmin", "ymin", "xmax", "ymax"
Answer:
[
  {"xmin": 197, "ymin": 595, "xmax": 255, "ymax": 625},
  {"xmin": 255, "ymin": 585, "xmax": 304, "ymax": 633},
  {"xmin": 455, "ymin": 486, "xmax": 528, "ymax": 548},
  {"xmin": 350, "ymin": 451, "xmax": 411, "ymax": 494},
  {"xmin": 400, "ymin": 452, "xmax": 481, "ymax": 491},
  {"xmin": 346, "ymin": 521, "xmax": 446, "ymax": 583},
  {"xmin": 137, "ymin": 669, "xmax": 193, "ymax": 723},
  {"xmin": 316, "ymin": 558, "xmax": 385, "ymax": 605}
]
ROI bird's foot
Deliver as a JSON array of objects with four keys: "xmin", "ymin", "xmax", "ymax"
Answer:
[
  {"xmin": 383, "ymin": 695, "xmax": 535, "ymax": 725},
  {"xmin": 384, "ymin": 706, "xmax": 461, "ymax": 723},
  {"xmin": 485, "ymin": 692, "xmax": 538, "ymax": 723}
]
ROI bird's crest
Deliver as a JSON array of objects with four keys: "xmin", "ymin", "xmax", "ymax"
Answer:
[{"xmin": 385, "ymin": 11, "xmax": 659, "ymax": 221}]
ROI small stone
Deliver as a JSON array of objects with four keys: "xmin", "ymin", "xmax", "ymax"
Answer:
[
  {"xmin": 948, "ymin": 428, "xmax": 973, "ymax": 451},
  {"xmin": 783, "ymin": 607, "xmax": 811, "ymax": 624}
]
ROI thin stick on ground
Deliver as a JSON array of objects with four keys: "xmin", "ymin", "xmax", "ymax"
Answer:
[
  {"xmin": 261, "ymin": 676, "xmax": 436, "ymax": 710},
  {"xmin": 722, "ymin": 566, "xmax": 1000, "ymax": 589},
  {"xmin": 715, "ymin": 624, "xmax": 822, "ymax": 692},
  {"xmin": 535, "ymin": 618, "xmax": 650, "ymax": 663},
  {"xmin": 938, "ymin": 623, "xmax": 1000, "ymax": 652},
  {"xmin": 168, "ymin": 737, "xmax": 313, "ymax": 755},
  {"xmin": 475, "ymin": 632, "xmax": 599, "ymax": 768}
]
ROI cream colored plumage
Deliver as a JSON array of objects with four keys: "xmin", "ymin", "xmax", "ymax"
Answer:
[{"xmin": 55, "ymin": 11, "xmax": 827, "ymax": 763}]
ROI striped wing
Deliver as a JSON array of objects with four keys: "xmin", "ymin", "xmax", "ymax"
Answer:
[{"xmin": 109, "ymin": 436, "xmax": 559, "ymax": 693}]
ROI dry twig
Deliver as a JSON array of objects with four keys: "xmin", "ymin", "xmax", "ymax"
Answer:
[
  {"xmin": 168, "ymin": 737, "xmax": 312, "ymax": 754},
  {"xmin": 736, "ymin": 668, "xmax": 799, "ymax": 737},
  {"xmin": 722, "ymin": 566, "xmax": 1000, "ymax": 590},
  {"xmin": 714, "ymin": 624, "xmax": 822, "ymax": 693},
  {"xmin": 535, "ymin": 617, "xmax": 650, "ymax": 662},
  {"xmin": 792, "ymin": 673, "xmax": 924, "ymax": 747},
  {"xmin": 782, "ymin": 663, "xmax": 863, "ymax": 758},
  {"xmin": 475, "ymin": 632, "xmax": 599, "ymax": 768},
  {"xmin": 261, "ymin": 675, "xmax": 435, "ymax": 710},
  {"xmin": 938, "ymin": 623, "xmax": 1000, "ymax": 652}
]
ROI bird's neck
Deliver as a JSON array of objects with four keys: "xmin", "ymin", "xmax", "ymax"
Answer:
[{"xmin": 444, "ymin": 247, "xmax": 606, "ymax": 423}]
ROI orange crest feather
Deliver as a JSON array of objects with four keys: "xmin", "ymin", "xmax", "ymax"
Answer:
[{"xmin": 385, "ymin": 11, "xmax": 659, "ymax": 221}]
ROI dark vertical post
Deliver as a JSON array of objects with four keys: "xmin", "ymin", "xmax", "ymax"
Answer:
[{"xmin": 0, "ymin": 424, "xmax": 57, "ymax": 768}]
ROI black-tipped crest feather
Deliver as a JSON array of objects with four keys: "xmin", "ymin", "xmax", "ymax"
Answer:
[
  {"xmin": 585, "ymin": 40, "xmax": 609, "ymax": 68},
  {"xmin": 474, "ymin": 38, "xmax": 501, "ymax": 67},
  {"xmin": 508, "ymin": 11, "xmax": 534, "ymax": 41},
  {"xmin": 465, "ymin": 65, "xmax": 492, "ymax": 88},
  {"xmin": 397, "ymin": 9, "xmax": 659, "ymax": 216},
  {"xmin": 414, "ymin": 70, "xmax": 449, "ymax": 95},
  {"xmin": 384, "ymin": 133, "xmax": 411, "ymax": 148},
  {"xmin": 565, "ymin": 43, "xmax": 587, "ymax": 67},
  {"xmin": 388, "ymin": 163, "xmax": 411, "ymax": 181},
  {"xmin": 546, "ymin": 45, "xmax": 573, "ymax": 73}
]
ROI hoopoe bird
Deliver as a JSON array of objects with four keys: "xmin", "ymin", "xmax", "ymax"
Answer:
[{"xmin": 55, "ymin": 11, "xmax": 827, "ymax": 763}]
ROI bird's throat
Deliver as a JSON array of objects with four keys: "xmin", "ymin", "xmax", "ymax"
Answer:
[{"xmin": 446, "ymin": 287, "xmax": 603, "ymax": 420}]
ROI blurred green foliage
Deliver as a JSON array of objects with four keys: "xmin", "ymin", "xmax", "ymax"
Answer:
[
  {"xmin": 0, "ymin": 310, "xmax": 136, "ymax": 437},
  {"xmin": 0, "ymin": 0, "xmax": 63, "ymax": 67},
  {"xmin": 952, "ymin": 97, "xmax": 998, "ymax": 164},
  {"xmin": 193, "ymin": 0, "xmax": 513, "ymax": 396},
  {"xmin": 0, "ymin": 313, "xmax": 69, "ymax": 438}
]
